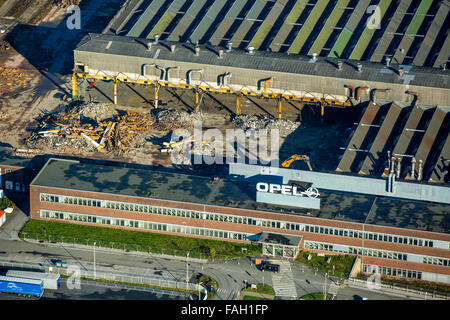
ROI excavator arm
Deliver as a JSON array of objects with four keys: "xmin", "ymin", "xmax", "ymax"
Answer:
[{"xmin": 281, "ymin": 154, "xmax": 312, "ymax": 170}]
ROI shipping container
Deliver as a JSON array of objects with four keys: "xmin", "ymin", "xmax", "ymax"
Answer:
[
  {"xmin": 6, "ymin": 270, "xmax": 60, "ymax": 289},
  {"xmin": 0, "ymin": 275, "xmax": 44, "ymax": 298}
]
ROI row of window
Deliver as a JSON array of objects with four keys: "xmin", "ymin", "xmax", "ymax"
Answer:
[
  {"xmin": 349, "ymin": 247, "xmax": 407, "ymax": 261},
  {"xmin": 39, "ymin": 210, "xmax": 250, "ymax": 241},
  {"xmin": 363, "ymin": 264, "xmax": 422, "ymax": 280},
  {"xmin": 305, "ymin": 241, "xmax": 408, "ymax": 261},
  {"xmin": 40, "ymin": 193, "xmax": 442, "ymax": 249},
  {"xmin": 423, "ymin": 256, "xmax": 450, "ymax": 267}
]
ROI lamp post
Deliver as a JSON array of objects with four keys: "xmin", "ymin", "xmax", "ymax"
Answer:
[
  {"xmin": 186, "ymin": 252, "xmax": 189, "ymax": 289},
  {"xmin": 94, "ymin": 242, "xmax": 96, "ymax": 280}
]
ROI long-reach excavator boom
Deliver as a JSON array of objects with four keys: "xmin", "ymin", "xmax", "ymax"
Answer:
[{"xmin": 281, "ymin": 154, "xmax": 313, "ymax": 170}]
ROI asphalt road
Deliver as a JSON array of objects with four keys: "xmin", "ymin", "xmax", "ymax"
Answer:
[
  {"xmin": 0, "ymin": 239, "xmax": 328, "ymax": 299},
  {"xmin": 0, "ymin": 239, "xmax": 416, "ymax": 300},
  {"xmin": 0, "ymin": 278, "xmax": 188, "ymax": 300},
  {"xmin": 336, "ymin": 286, "xmax": 410, "ymax": 300}
]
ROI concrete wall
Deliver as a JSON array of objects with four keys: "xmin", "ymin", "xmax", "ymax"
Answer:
[{"xmin": 74, "ymin": 51, "xmax": 450, "ymax": 106}]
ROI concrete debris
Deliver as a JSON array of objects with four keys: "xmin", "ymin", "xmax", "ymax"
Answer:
[
  {"xmin": 26, "ymin": 102, "xmax": 154, "ymax": 155},
  {"xmin": 71, "ymin": 101, "xmax": 118, "ymax": 121},
  {"xmin": 0, "ymin": 67, "xmax": 33, "ymax": 91},
  {"xmin": 151, "ymin": 108, "xmax": 204, "ymax": 131},
  {"xmin": 231, "ymin": 114, "xmax": 301, "ymax": 136}
]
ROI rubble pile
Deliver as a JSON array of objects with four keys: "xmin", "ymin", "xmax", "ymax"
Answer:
[
  {"xmin": 71, "ymin": 101, "xmax": 118, "ymax": 121},
  {"xmin": 231, "ymin": 114, "xmax": 300, "ymax": 136},
  {"xmin": 151, "ymin": 108, "xmax": 204, "ymax": 131},
  {"xmin": 0, "ymin": 67, "xmax": 33, "ymax": 91},
  {"xmin": 27, "ymin": 102, "xmax": 154, "ymax": 155}
]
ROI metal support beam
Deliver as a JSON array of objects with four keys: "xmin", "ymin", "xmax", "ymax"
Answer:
[
  {"xmin": 72, "ymin": 72, "xmax": 77, "ymax": 100},
  {"xmin": 278, "ymin": 98, "xmax": 282, "ymax": 119},
  {"xmin": 236, "ymin": 95, "xmax": 241, "ymax": 115}
]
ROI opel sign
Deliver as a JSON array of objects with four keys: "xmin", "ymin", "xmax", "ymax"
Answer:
[{"xmin": 256, "ymin": 182, "xmax": 319, "ymax": 199}]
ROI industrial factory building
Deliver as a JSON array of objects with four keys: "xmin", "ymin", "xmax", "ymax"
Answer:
[{"xmin": 28, "ymin": 158, "xmax": 450, "ymax": 284}]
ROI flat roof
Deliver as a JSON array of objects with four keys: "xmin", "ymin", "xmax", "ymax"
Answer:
[
  {"xmin": 0, "ymin": 147, "xmax": 31, "ymax": 168},
  {"xmin": 259, "ymin": 232, "xmax": 302, "ymax": 247},
  {"xmin": 31, "ymin": 159, "xmax": 450, "ymax": 235},
  {"xmin": 75, "ymin": 33, "xmax": 450, "ymax": 90},
  {"xmin": 0, "ymin": 275, "xmax": 43, "ymax": 285}
]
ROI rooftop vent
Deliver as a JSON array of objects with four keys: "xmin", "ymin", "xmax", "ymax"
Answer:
[
  {"xmin": 312, "ymin": 53, "xmax": 318, "ymax": 62},
  {"xmin": 247, "ymin": 46, "xmax": 255, "ymax": 55},
  {"xmin": 170, "ymin": 44, "xmax": 176, "ymax": 53},
  {"xmin": 357, "ymin": 62, "xmax": 362, "ymax": 72},
  {"xmin": 385, "ymin": 56, "xmax": 391, "ymax": 67},
  {"xmin": 226, "ymin": 41, "xmax": 232, "ymax": 52},
  {"xmin": 154, "ymin": 34, "xmax": 159, "ymax": 44}
]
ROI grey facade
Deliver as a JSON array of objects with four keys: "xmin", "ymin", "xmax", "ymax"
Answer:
[{"xmin": 74, "ymin": 33, "xmax": 450, "ymax": 106}]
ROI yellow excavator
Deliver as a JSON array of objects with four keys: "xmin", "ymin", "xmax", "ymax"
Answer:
[{"xmin": 281, "ymin": 154, "xmax": 313, "ymax": 171}]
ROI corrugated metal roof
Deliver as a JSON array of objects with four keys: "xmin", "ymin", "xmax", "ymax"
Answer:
[
  {"xmin": 433, "ymin": 33, "xmax": 450, "ymax": 68},
  {"xmin": 127, "ymin": 0, "xmax": 166, "ymax": 38},
  {"xmin": 359, "ymin": 103, "xmax": 405, "ymax": 175},
  {"xmin": 75, "ymin": 33, "xmax": 450, "ymax": 90},
  {"xmin": 413, "ymin": 107, "xmax": 447, "ymax": 166},
  {"xmin": 370, "ymin": 0, "xmax": 414, "ymax": 62},
  {"xmin": 189, "ymin": 0, "xmax": 227, "ymax": 44},
  {"xmin": 337, "ymin": 102, "xmax": 381, "ymax": 172},
  {"xmin": 430, "ymin": 134, "xmax": 450, "ymax": 183},
  {"xmin": 413, "ymin": 4, "xmax": 449, "ymax": 66}
]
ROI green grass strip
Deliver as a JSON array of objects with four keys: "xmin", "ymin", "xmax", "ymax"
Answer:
[
  {"xmin": 20, "ymin": 219, "xmax": 261, "ymax": 260},
  {"xmin": 300, "ymin": 292, "xmax": 325, "ymax": 300},
  {"xmin": 295, "ymin": 251, "xmax": 356, "ymax": 278},
  {"xmin": 349, "ymin": 0, "xmax": 392, "ymax": 60},
  {"xmin": 308, "ymin": 0, "xmax": 352, "ymax": 55},
  {"xmin": 405, "ymin": 0, "xmax": 433, "ymax": 38},
  {"xmin": 242, "ymin": 284, "xmax": 275, "ymax": 296},
  {"xmin": 249, "ymin": 21, "xmax": 273, "ymax": 50},
  {"xmin": 328, "ymin": 27, "xmax": 352, "ymax": 58},
  {"xmin": 147, "ymin": 11, "xmax": 177, "ymax": 39},
  {"xmin": 288, "ymin": 0, "xmax": 329, "ymax": 54},
  {"xmin": 243, "ymin": 295, "xmax": 271, "ymax": 300}
]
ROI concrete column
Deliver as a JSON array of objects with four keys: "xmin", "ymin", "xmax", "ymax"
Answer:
[{"xmin": 154, "ymin": 84, "xmax": 158, "ymax": 108}]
